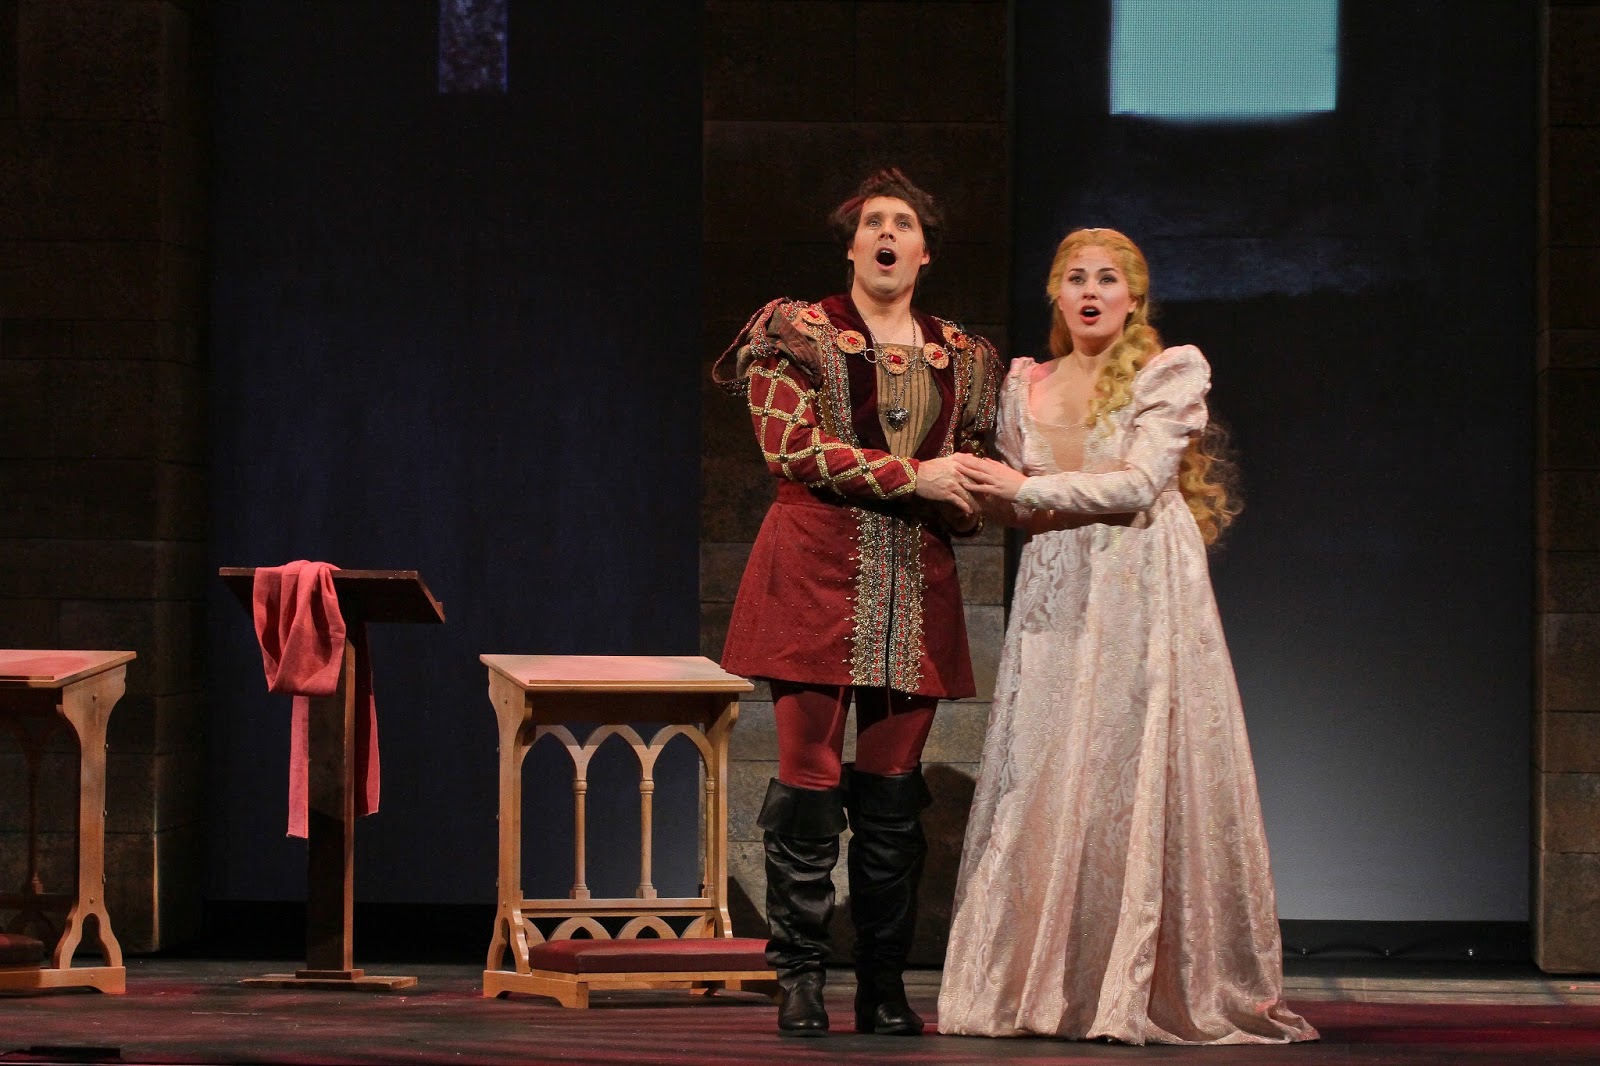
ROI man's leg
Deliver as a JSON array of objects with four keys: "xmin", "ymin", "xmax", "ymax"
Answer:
[
  {"xmin": 761, "ymin": 681, "xmax": 851, "ymax": 1035},
  {"xmin": 846, "ymin": 687, "xmax": 937, "ymax": 1035}
]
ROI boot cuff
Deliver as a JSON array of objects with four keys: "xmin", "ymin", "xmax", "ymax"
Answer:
[
  {"xmin": 843, "ymin": 764, "xmax": 933, "ymax": 815},
  {"xmin": 758, "ymin": 778, "xmax": 847, "ymax": 837}
]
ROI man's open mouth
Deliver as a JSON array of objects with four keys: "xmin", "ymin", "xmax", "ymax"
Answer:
[{"xmin": 875, "ymin": 247, "xmax": 898, "ymax": 266}]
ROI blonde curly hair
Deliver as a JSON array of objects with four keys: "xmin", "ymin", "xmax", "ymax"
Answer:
[{"xmin": 1045, "ymin": 227, "xmax": 1240, "ymax": 545}]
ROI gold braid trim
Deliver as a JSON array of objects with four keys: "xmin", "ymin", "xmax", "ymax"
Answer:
[{"xmin": 847, "ymin": 509, "xmax": 926, "ymax": 691}]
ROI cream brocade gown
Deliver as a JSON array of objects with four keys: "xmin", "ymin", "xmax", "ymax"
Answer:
[{"xmin": 937, "ymin": 346, "xmax": 1316, "ymax": 1045}]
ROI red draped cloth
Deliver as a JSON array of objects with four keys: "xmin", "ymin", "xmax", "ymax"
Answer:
[{"xmin": 251, "ymin": 560, "xmax": 380, "ymax": 838}]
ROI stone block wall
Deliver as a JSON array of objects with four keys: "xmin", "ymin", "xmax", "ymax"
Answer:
[
  {"xmin": 1534, "ymin": 0, "xmax": 1600, "ymax": 973},
  {"xmin": 700, "ymin": 0, "xmax": 1009, "ymax": 964},
  {"xmin": 0, "ymin": 0, "xmax": 210, "ymax": 951}
]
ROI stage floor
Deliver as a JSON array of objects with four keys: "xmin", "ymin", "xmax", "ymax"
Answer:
[{"xmin": 4, "ymin": 960, "xmax": 1600, "ymax": 1065}]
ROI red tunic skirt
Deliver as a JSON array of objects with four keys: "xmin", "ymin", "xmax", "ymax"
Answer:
[{"xmin": 722, "ymin": 481, "xmax": 974, "ymax": 699}]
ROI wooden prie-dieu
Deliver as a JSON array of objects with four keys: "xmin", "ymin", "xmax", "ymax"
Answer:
[
  {"xmin": 0, "ymin": 649, "xmax": 133, "ymax": 994},
  {"xmin": 481, "ymin": 654, "xmax": 775, "ymax": 1007},
  {"xmin": 220, "ymin": 567, "xmax": 445, "ymax": 991}
]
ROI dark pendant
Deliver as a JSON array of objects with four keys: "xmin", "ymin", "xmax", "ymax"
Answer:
[{"xmin": 885, "ymin": 406, "xmax": 910, "ymax": 430}]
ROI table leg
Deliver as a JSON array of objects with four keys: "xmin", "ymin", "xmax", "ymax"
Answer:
[
  {"xmin": 485, "ymin": 670, "xmax": 532, "ymax": 993},
  {"xmin": 27, "ymin": 668, "xmax": 128, "ymax": 994},
  {"xmin": 58, "ymin": 671, "xmax": 125, "ymax": 972},
  {"xmin": 705, "ymin": 697, "xmax": 739, "ymax": 938}
]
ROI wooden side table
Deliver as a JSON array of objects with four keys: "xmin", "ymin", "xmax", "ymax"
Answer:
[
  {"xmin": 0, "ymin": 649, "xmax": 133, "ymax": 994},
  {"xmin": 481, "ymin": 654, "xmax": 774, "ymax": 1007},
  {"xmin": 220, "ymin": 568, "xmax": 445, "ymax": 991}
]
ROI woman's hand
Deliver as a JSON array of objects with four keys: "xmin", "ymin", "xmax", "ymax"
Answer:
[
  {"xmin": 953, "ymin": 453, "xmax": 1028, "ymax": 501},
  {"xmin": 913, "ymin": 455, "xmax": 976, "ymax": 516}
]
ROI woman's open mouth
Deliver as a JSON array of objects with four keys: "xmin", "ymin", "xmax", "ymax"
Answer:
[
  {"xmin": 1080, "ymin": 306, "xmax": 1101, "ymax": 321},
  {"xmin": 875, "ymin": 247, "xmax": 898, "ymax": 267}
]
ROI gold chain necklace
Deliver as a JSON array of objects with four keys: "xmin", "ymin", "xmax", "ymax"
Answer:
[{"xmin": 865, "ymin": 319, "xmax": 921, "ymax": 431}]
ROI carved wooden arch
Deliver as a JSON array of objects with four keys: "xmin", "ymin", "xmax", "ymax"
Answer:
[
  {"xmin": 643, "ymin": 724, "xmax": 716, "ymax": 772},
  {"xmin": 550, "ymin": 916, "xmax": 610, "ymax": 942},
  {"xmin": 526, "ymin": 722, "xmax": 718, "ymax": 906},
  {"xmin": 617, "ymin": 915, "xmax": 675, "ymax": 939}
]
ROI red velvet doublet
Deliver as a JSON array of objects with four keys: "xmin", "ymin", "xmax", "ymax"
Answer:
[{"xmin": 718, "ymin": 294, "xmax": 1000, "ymax": 699}]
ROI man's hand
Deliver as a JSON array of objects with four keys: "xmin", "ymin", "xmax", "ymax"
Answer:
[
  {"xmin": 913, "ymin": 455, "xmax": 975, "ymax": 516},
  {"xmin": 952, "ymin": 453, "xmax": 1028, "ymax": 501}
]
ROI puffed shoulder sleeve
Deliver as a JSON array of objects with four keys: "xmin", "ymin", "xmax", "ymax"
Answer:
[
  {"xmin": 972, "ymin": 357, "xmax": 1036, "ymax": 530},
  {"xmin": 1015, "ymin": 345, "xmax": 1209, "ymax": 515},
  {"xmin": 991, "ymin": 357, "xmax": 1034, "ymax": 471},
  {"xmin": 710, "ymin": 298, "xmax": 824, "ymax": 393}
]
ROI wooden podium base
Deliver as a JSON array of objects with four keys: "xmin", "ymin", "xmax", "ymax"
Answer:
[
  {"xmin": 240, "ymin": 968, "xmax": 416, "ymax": 992},
  {"xmin": 0, "ymin": 965, "xmax": 125, "ymax": 994}
]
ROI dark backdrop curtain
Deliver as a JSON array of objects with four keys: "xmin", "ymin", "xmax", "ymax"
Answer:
[{"xmin": 206, "ymin": 1, "xmax": 703, "ymax": 904}]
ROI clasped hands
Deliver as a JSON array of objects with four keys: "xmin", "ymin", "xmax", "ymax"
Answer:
[{"xmin": 912, "ymin": 453, "xmax": 1028, "ymax": 519}]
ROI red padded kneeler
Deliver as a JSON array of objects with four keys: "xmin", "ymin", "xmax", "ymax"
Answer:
[
  {"xmin": 527, "ymin": 937, "xmax": 769, "ymax": 975},
  {"xmin": 0, "ymin": 933, "xmax": 45, "ymax": 968}
]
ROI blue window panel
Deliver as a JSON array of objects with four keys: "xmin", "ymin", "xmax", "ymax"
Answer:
[
  {"xmin": 1111, "ymin": 0, "xmax": 1337, "ymax": 119},
  {"xmin": 439, "ymin": 0, "xmax": 508, "ymax": 94}
]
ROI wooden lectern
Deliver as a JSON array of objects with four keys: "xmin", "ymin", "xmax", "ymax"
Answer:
[
  {"xmin": 0, "ymin": 649, "xmax": 133, "ymax": 994},
  {"xmin": 220, "ymin": 568, "xmax": 444, "ymax": 991}
]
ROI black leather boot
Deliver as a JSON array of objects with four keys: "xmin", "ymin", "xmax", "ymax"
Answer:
[
  {"xmin": 845, "ymin": 765, "xmax": 932, "ymax": 1035},
  {"xmin": 760, "ymin": 779, "xmax": 846, "ymax": 1037}
]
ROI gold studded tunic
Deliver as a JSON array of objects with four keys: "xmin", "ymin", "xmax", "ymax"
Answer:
[{"xmin": 716, "ymin": 295, "xmax": 1000, "ymax": 697}]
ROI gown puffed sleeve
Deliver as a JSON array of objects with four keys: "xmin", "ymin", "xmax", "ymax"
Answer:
[
  {"xmin": 1015, "ymin": 345, "xmax": 1208, "ymax": 515},
  {"xmin": 979, "ymin": 357, "xmax": 1036, "ymax": 529},
  {"xmin": 991, "ymin": 357, "xmax": 1033, "ymax": 471},
  {"xmin": 725, "ymin": 299, "xmax": 920, "ymax": 501}
]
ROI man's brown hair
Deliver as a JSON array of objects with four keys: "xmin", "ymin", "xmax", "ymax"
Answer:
[{"xmin": 829, "ymin": 167, "xmax": 944, "ymax": 268}]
